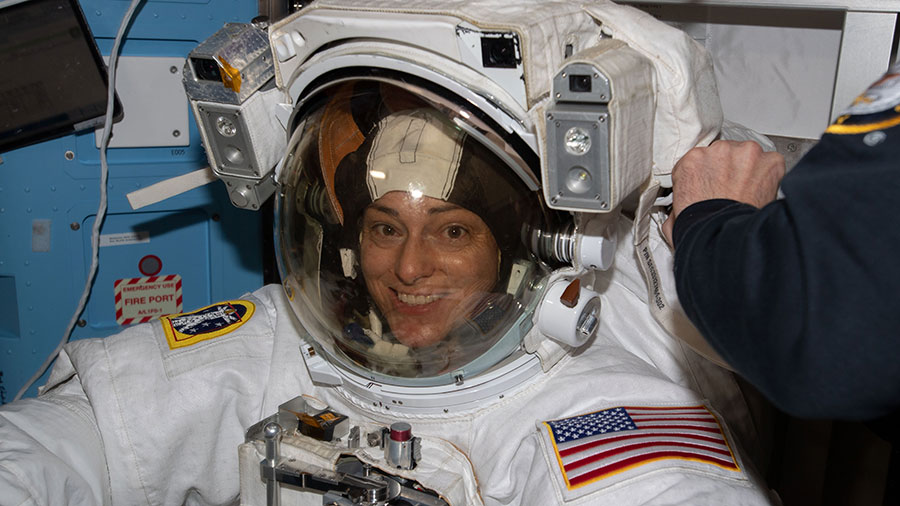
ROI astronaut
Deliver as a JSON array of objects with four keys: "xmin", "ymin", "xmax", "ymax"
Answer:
[
  {"xmin": 0, "ymin": 1, "xmax": 779, "ymax": 505},
  {"xmin": 279, "ymin": 94, "xmax": 548, "ymax": 381}
]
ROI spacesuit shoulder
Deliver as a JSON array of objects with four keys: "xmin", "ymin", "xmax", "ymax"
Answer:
[{"xmin": 48, "ymin": 286, "xmax": 281, "ymax": 504}]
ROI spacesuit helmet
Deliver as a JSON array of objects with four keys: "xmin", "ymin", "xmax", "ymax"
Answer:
[{"xmin": 276, "ymin": 79, "xmax": 555, "ymax": 386}]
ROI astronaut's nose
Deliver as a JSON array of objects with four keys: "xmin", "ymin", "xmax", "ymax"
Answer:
[{"xmin": 395, "ymin": 237, "xmax": 435, "ymax": 284}]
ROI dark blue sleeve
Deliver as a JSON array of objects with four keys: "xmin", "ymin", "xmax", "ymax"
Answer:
[{"xmin": 672, "ymin": 124, "xmax": 900, "ymax": 421}]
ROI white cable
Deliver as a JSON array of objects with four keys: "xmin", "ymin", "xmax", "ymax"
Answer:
[{"xmin": 14, "ymin": 0, "xmax": 146, "ymax": 401}]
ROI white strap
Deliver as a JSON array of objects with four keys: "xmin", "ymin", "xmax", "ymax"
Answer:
[
  {"xmin": 126, "ymin": 167, "xmax": 217, "ymax": 210},
  {"xmin": 632, "ymin": 179, "xmax": 732, "ymax": 370}
]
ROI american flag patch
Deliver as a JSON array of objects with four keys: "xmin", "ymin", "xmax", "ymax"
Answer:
[{"xmin": 542, "ymin": 405, "xmax": 740, "ymax": 491}]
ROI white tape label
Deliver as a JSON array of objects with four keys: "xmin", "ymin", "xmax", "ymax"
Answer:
[{"xmin": 100, "ymin": 231, "xmax": 150, "ymax": 247}]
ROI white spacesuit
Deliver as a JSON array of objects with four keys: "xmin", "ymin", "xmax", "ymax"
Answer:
[{"xmin": 0, "ymin": 1, "xmax": 779, "ymax": 505}]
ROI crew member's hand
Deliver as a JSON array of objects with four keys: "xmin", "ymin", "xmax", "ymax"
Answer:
[{"xmin": 662, "ymin": 140, "xmax": 786, "ymax": 246}]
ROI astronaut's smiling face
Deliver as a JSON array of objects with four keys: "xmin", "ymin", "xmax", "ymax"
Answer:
[{"xmin": 359, "ymin": 191, "xmax": 499, "ymax": 348}]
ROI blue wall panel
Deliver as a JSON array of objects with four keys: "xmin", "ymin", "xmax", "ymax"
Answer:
[{"xmin": 0, "ymin": 0, "xmax": 266, "ymax": 402}]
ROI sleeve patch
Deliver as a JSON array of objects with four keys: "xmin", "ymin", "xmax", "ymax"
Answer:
[
  {"xmin": 161, "ymin": 300, "xmax": 255, "ymax": 350},
  {"xmin": 827, "ymin": 61, "xmax": 900, "ymax": 135},
  {"xmin": 539, "ymin": 404, "xmax": 744, "ymax": 501}
]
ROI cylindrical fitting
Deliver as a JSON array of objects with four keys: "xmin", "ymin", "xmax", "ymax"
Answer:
[
  {"xmin": 527, "ymin": 220, "xmax": 575, "ymax": 266},
  {"xmin": 264, "ymin": 422, "xmax": 282, "ymax": 466},
  {"xmin": 538, "ymin": 278, "xmax": 602, "ymax": 347},
  {"xmin": 385, "ymin": 422, "xmax": 418, "ymax": 470},
  {"xmin": 576, "ymin": 216, "xmax": 616, "ymax": 271},
  {"xmin": 264, "ymin": 422, "xmax": 282, "ymax": 506}
]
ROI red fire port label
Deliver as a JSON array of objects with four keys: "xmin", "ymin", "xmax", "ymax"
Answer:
[{"xmin": 114, "ymin": 275, "xmax": 183, "ymax": 325}]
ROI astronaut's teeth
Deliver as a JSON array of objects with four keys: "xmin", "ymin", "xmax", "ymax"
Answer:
[{"xmin": 398, "ymin": 293, "xmax": 438, "ymax": 305}]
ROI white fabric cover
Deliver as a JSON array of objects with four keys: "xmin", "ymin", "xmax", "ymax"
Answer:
[
  {"xmin": 366, "ymin": 109, "xmax": 465, "ymax": 201},
  {"xmin": 280, "ymin": 0, "xmax": 722, "ymax": 183},
  {"xmin": 554, "ymin": 39, "xmax": 656, "ymax": 211},
  {"xmin": 581, "ymin": 2, "xmax": 722, "ymax": 183}
]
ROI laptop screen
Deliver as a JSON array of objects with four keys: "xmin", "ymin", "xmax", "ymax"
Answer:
[{"xmin": 0, "ymin": 0, "xmax": 121, "ymax": 153}]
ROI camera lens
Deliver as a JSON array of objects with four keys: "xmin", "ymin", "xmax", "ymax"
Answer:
[
  {"xmin": 480, "ymin": 37, "xmax": 517, "ymax": 68},
  {"xmin": 569, "ymin": 74, "xmax": 592, "ymax": 93},
  {"xmin": 191, "ymin": 57, "xmax": 222, "ymax": 82}
]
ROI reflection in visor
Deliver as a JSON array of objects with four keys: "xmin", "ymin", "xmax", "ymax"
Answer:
[{"xmin": 277, "ymin": 79, "xmax": 550, "ymax": 382}]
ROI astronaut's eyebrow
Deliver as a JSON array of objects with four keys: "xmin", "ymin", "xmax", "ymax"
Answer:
[
  {"xmin": 369, "ymin": 204, "xmax": 399, "ymax": 218},
  {"xmin": 427, "ymin": 203, "xmax": 462, "ymax": 215},
  {"xmin": 368, "ymin": 202, "xmax": 462, "ymax": 217}
]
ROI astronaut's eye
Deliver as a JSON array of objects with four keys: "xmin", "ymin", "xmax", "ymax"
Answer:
[
  {"xmin": 445, "ymin": 225, "xmax": 467, "ymax": 240},
  {"xmin": 373, "ymin": 224, "xmax": 398, "ymax": 237}
]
